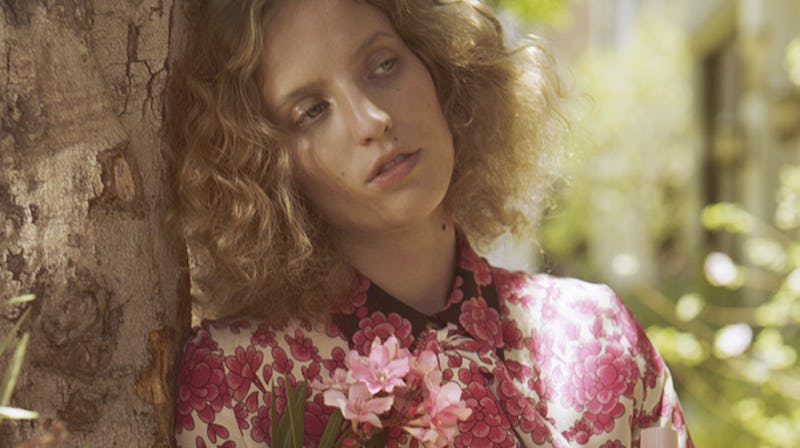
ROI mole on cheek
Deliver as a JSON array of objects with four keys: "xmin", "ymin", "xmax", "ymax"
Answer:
[{"xmin": 340, "ymin": 171, "xmax": 345, "ymax": 177}]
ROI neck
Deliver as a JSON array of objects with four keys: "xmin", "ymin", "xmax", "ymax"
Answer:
[{"xmin": 333, "ymin": 210, "xmax": 457, "ymax": 315}]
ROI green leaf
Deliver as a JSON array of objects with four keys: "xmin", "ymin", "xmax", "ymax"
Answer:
[
  {"xmin": 0, "ymin": 307, "xmax": 31, "ymax": 359},
  {"xmin": 0, "ymin": 406, "xmax": 38, "ymax": 420},
  {"xmin": 276, "ymin": 409, "xmax": 292, "ymax": 448},
  {"xmin": 492, "ymin": 0, "xmax": 572, "ymax": 26},
  {"xmin": 270, "ymin": 383, "xmax": 278, "ymax": 442},
  {"xmin": 4, "ymin": 294, "xmax": 35, "ymax": 306},
  {"xmin": 318, "ymin": 408, "xmax": 343, "ymax": 448},
  {"xmin": 1, "ymin": 332, "xmax": 30, "ymax": 407},
  {"xmin": 271, "ymin": 382, "xmax": 292, "ymax": 447},
  {"xmin": 287, "ymin": 382, "xmax": 307, "ymax": 447}
]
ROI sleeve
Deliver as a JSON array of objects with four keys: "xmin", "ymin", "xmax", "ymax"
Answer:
[
  {"xmin": 495, "ymin": 272, "xmax": 694, "ymax": 447},
  {"xmin": 625, "ymin": 302, "xmax": 694, "ymax": 448},
  {"xmin": 638, "ymin": 368, "xmax": 694, "ymax": 448}
]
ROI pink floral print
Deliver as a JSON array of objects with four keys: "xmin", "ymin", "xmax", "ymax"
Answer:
[
  {"xmin": 459, "ymin": 297, "xmax": 504, "ymax": 347},
  {"xmin": 456, "ymin": 365, "xmax": 517, "ymax": 448},
  {"xmin": 225, "ymin": 346, "xmax": 265, "ymax": 400},
  {"xmin": 175, "ymin": 239, "xmax": 694, "ymax": 448},
  {"xmin": 175, "ymin": 329, "xmax": 230, "ymax": 432},
  {"xmin": 352, "ymin": 311, "xmax": 414, "ymax": 354}
]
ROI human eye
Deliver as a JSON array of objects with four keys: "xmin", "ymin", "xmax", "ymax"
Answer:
[
  {"xmin": 371, "ymin": 57, "xmax": 398, "ymax": 78},
  {"xmin": 295, "ymin": 100, "xmax": 329, "ymax": 126}
]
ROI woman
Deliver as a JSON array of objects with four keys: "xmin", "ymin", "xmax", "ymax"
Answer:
[{"xmin": 170, "ymin": 0, "xmax": 694, "ymax": 447}]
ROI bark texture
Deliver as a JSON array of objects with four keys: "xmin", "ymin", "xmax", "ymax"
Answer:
[{"xmin": 0, "ymin": 0, "xmax": 190, "ymax": 446}]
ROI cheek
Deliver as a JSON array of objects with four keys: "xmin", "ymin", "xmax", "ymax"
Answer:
[
  {"xmin": 294, "ymin": 154, "xmax": 328, "ymax": 193},
  {"xmin": 292, "ymin": 144, "xmax": 350, "ymax": 201},
  {"xmin": 291, "ymin": 142, "xmax": 324, "ymax": 189}
]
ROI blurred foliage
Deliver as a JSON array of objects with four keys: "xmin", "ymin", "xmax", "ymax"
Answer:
[
  {"xmin": 527, "ymin": 4, "xmax": 800, "ymax": 448},
  {"xmin": 646, "ymin": 181, "xmax": 800, "ymax": 448},
  {"xmin": 540, "ymin": 13, "xmax": 699, "ymax": 282},
  {"xmin": 487, "ymin": 0, "xmax": 572, "ymax": 27},
  {"xmin": 787, "ymin": 37, "xmax": 800, "ymax": 87}
]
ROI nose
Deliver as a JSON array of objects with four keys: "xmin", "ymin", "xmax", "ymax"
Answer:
[{"xmin": 341, "ymin": 85, "xmax": 393, "ymax": 145}]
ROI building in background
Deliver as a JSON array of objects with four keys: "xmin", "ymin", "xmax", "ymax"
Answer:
[
  {"xmin": 532, "ymin": 1, "xmax": 800, "ymax": 446},
  {"xmin": 539, "ymin": 0, "xmax": 800, "ymax": 289},
  {"xmin": 688, "ymin": 0, "xmax": 800, "ymax": 255}
]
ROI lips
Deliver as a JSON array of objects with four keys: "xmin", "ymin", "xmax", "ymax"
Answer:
[
  {"xmin": 367, "ymin": 149, "xmax": 421, "ymax": 185},
  {"xmin": 377, "ymin": 153, "xmax": 412, "ymax": 175}
]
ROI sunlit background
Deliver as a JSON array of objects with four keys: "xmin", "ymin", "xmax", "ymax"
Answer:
[{"xmin": 487, "ymin": 0, "xmax": 800, "ymax": 446}]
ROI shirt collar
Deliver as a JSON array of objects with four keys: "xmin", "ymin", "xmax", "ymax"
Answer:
[{"xmin": 332, "ymin": 234, "xmax": 498, "ymax": 345}]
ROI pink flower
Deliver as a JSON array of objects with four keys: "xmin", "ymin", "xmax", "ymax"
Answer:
[
  {"xmin": 425, "ymin": 373, "xmax": 472, "ymax": 427},
  {"xmin": 405, "ymin": 371, "xmax": 471, "ymax": 447},
  {"xmin": 312, "ymin": 367, "xmax": 354, "ymax": 392},
  {"xmin": 311, "ymin": 336, "xmax": 470, "ymax": 445},
  {"xmin": 323, "ymin": 383, "xmax": 394, "ymax": 428},
  {"xmin": 347, "ymin": 336, "xmax": 410, "ymax": 395},
  {"xmin": 404, "ymin": 425, "xmax": 448, "ymax": 447},
  {"xmin": 408, "ymin": 350, "xmax": 438, "ymax": 383}
]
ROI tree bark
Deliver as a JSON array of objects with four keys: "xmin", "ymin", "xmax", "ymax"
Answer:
[{"xmin": 0, "ymin": 0, "xmax": 190, "ymax": 446}]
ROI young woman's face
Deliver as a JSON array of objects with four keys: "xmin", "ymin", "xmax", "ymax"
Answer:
[{"xmin": 260, "ymin": 0, "xmax": 455, "ymax": 239}]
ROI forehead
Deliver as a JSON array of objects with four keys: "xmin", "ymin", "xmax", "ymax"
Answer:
[{"xmin": 260, "ymin": 0, "xmax": 397, "ymax": 104}]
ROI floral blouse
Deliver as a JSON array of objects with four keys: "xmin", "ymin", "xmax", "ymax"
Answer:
[{"xmin": 175, "ymin": 239, "xmax": 693, "ymax": 447}]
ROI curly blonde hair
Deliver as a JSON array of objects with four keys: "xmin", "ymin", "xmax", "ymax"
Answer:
[{"xmin": 167, "ymin": 0, "xmax": 563, "ymax": 324}]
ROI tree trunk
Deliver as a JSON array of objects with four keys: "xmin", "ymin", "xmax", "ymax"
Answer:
[{"xmin": 0, "ymin": 0, "xmax": 190, "ymax": 446}]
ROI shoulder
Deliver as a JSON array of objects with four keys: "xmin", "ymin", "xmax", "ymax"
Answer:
[
  {"xmin": 491, "ymin": 268, "xmax": 647, "ymax": 348},
  {"xmin": 175, "ymin": 317, "xmax": 349, "ymax": 444},
  {"xmin": 492, "ymin": 267, "xmax": 666, "ymax": 373},
  {"xmin": 489, "ymin": 270, "xmax": 679, "ymax": 444},
  {"xmin": 177, "ymin": 318, "xmax": 345, "ymax": 396},
  {"xmin": 492, "ymin": 267, "xmax": 621, "ymax": 312},
  {"xmin": 178, "ymin": 317, "xmax": 348, "ymax": 377}
]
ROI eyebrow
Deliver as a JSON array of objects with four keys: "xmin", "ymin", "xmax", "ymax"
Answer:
[
  {"xmin": 273, "ymin": 31, "xmax": 399, "ymax": 113},
  {"xmin": 351, "ymin": 30, "xmax": 397, "ymax": 65}
]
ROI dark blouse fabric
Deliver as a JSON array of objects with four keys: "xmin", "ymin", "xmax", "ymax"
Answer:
[{"xmin": 175, "ymin": 239, "xmax": 693, "ymax": 447}]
